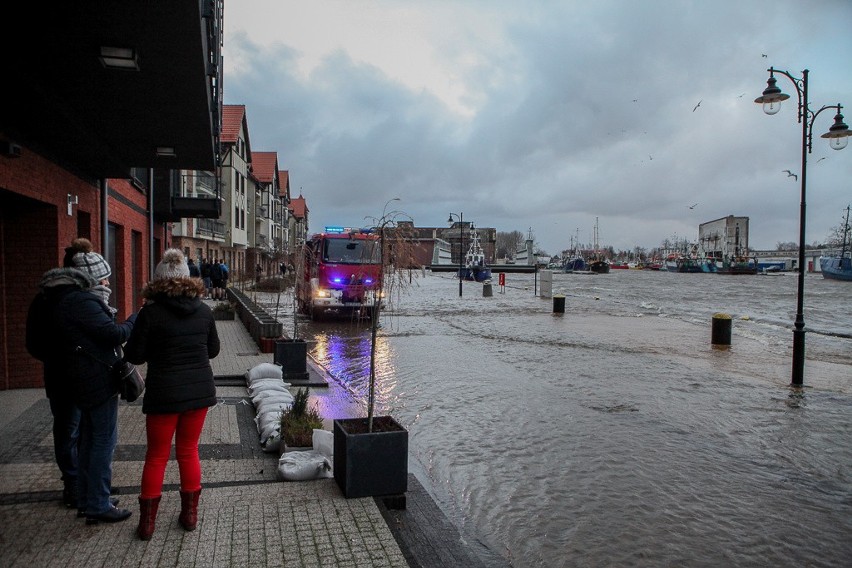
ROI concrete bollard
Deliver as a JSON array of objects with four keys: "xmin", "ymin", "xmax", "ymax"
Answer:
[
  {"xmin": 553, "ymin": 294, "xmax": 566, "ymax": 314},
  {"xmin": 482, "ymin": 281, "xmax": 493, "ymax": 297},
  {"xmin": 711, "ymin": 313, "xmax": 732, "ymax": 347}
]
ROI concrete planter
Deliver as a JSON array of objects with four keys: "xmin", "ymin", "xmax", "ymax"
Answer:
[
  {"xmin": 333, "ymin": 416, "xmax": 408, "ymax": 501},
  {"xmin": 274, "ymin": 339, "xmax": 309, "ymax": 381}
]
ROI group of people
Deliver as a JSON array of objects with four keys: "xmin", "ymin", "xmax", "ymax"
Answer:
[
  {"xmin": 26, "ymin": 241, "xmax": 220, "ymax": 541},
  {"xmin": 198, "ymin": 258, "xmax": 229, "ymax": 300}
]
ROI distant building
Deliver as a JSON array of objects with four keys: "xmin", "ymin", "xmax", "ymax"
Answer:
[
  {"xmin": 384, "ymin": 221, "xmax": 496, "ymax": 268},
  {"xmin": 699, "ymin": 215, "xmax": 751, "ymax": 260}
]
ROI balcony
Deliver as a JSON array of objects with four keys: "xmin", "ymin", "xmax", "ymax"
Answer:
[{"xmin": 196, "ymin": 218, "xmax": 226, "ymax": 240}]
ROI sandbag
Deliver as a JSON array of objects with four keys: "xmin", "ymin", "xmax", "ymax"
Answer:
[
  {"xmin": 277, "ymin": 450, "xmax": 333, "ymax": 481},
  {"xmin": 246, "ymin": 363, "xmax": 282, "ymax": 384},
  {"xmin": 248, "ymin": 381, "xmax": 288, "ymax": 397},
  {"xmin": 313, "ymin": 429, "xmax": 333, "ymax": 459}
]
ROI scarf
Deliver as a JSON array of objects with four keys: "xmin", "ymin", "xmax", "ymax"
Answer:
[{"xmin": 91, "ymin": 284, "xmax": 118, "ymax": 315}]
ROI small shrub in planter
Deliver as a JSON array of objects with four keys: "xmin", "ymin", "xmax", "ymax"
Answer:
[
  {"xmin": 212, "ymin": 301, "xmax": 236, "ymax": 320},
  {"xmin": 281, "ymin": 387, "xmax": 323, "ymax": 451}
]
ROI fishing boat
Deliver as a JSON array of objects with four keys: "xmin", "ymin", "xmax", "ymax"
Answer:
[
  {"xmin": 460, "ymin": 225, "xmax": 492, "ymax": 282},
  {"xmin": 820, "ymin": 205, "xmax": 852, "ymax": 281},
  {"xmin": 716, "ymin": 224, "xmax": 757, "ymax": 274},
  {"xmin": 563, "ymin": 230, "xmax": 586, "ymax": 273},
  {"xmin": 588, "ymin": 217, "xmax": 610, "ymax": 273}
]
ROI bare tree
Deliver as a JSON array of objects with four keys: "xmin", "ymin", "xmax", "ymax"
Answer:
[{"xmin": 496, "ymin": 230, "xmax": 524, "ymax": 259}]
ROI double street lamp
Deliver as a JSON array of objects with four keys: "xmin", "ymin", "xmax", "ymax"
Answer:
[
  {"xmin": 755, "ymin": 67, "xmax": 851, "ymax": 386},
  {"xmin": 448, "ymin": 212, "xmax": 464, "ymax": 297}
]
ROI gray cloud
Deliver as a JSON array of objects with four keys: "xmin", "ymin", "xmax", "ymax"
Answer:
[{"xmin": 224, "ymin": 1, "xmax": 852, "ymax": 254}]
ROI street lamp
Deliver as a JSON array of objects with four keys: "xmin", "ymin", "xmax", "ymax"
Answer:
[
  {"xmin": 755, "ymin": 67, "xmax": 851, "ymax": 386},
  {"xmin": 448, "ymin": 212, "xmax": 464, "ymax": 297}
]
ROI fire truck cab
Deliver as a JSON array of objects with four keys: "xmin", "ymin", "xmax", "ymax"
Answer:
[{"xmin": 297, "ymin": 228, "xmax": 383, "ymax": 319}]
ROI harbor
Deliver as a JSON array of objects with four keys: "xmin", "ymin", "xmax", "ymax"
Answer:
[{"xmin": 256, "ymin": 269, "xmax": 852, "ymax": 567}]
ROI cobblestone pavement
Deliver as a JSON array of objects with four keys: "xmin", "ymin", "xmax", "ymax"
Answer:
[
  {"xmin": 0, "ymin": 309, "xmax": 502, "ymax": 568},
  {"xmin": 0, "ymin": 314, "xmax": 410, "ymax": 568}
]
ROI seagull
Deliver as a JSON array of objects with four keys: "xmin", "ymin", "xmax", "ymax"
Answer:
[
  {"xmin": 738, "ymin": 93, "xmax": 746, "ymax": 98},
  {"xmin": 692, "ymin": 100, "xmax": 702, "ymax": 112},
  {"xmin": 649, "ymin": 155, "xmax": 653, "ymax": 160},
  {"xmin": 816, "ymin": 157, "xmax": 827, "ymax": 163},
  {"xmin": 783, "ymin": 169, "xmax": 798, "ymax": 181},
  {"xmin": 762, "ymin": 54, "xmax": 768, "ymax": 58},
  {"xmin": 688, "ymin": 203, "xmax": 698, "ymax": 210}
]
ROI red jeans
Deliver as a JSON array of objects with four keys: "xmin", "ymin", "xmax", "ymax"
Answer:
[{"xmin": 140, "ymin": 408, "xmax": 208, "ymax": 498}]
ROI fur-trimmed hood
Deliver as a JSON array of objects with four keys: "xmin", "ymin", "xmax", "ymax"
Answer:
[
  {"xmin": 142, "ymin": 277, "xmax": 205, "ymax": 299},
  {"xmin": 39, "ymin": 267, "xmax": 96, "ymax": 291},
  {"xmin": 142, "ymin": 277, "xmax": 206, "ymax": 317}
]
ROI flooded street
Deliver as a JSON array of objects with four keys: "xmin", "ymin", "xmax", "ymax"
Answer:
[{"xmin": 258, "ymin": 270, "xmax": 852, "ymax": 567}]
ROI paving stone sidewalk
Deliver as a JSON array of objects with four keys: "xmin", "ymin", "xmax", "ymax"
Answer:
[{"xmin": 0, "ymin": 316, "xmax": 504, "ymax": 568}]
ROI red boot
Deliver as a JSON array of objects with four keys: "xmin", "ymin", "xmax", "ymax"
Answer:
[
  {"xmin": 137, "ymin": 496, "xmax": 161, "ymax": 540},
  {"xmin": 178, "ymin": 489, "xmax": 201, "ymax": 531}
]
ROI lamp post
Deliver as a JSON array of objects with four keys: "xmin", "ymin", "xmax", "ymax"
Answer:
[
  {"xmin": 755, "ymin": 67, "xmax": 851, "ymax": 386},
  {"xmin": 448, "ymin": 212, "xmax": 464, "ymax": 297}
]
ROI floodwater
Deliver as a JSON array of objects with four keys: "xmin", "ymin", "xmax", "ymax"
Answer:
[{"xmin": 258, "ymin": 269, "xmax": 852, "ymax": 567}]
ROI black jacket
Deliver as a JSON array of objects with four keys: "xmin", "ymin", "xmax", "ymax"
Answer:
[
  {"xmin": 124, "ymin": 277, "xmax": 220, "ymax": 414},
  {"xmin": 27, "ymin": 267, "xmax": 135, "ymax": 408}
]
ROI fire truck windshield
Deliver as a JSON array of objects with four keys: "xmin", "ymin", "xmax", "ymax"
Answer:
[{"xmin": 323, "ymin": 238, "xmax": 381, "ymax": 264}]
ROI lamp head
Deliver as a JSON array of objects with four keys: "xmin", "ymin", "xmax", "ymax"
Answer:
[
  {"xmin": 754, "ymin": 73, "xmax": 790, "ymax": 115},
  {"xmin": 820, "ymin": 109, "xmax": 851, "ymax": 151}
]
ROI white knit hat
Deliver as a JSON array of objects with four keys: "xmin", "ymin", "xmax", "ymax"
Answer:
[
  {"xmin": 71, "ymin": 251, "xmax": 112, "ymax": 281},
  {"xmin": 154, "ymin": 248, "xmax": 191, "ymax": 280}
]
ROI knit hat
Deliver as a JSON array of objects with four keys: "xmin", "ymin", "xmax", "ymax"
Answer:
[
  {"xmin": 71, "ymin": 251, "xmax": 112, "ymax": 281},
  {"xmin": 63, "ymin": 238, "xmax": 93, "ymax": 268},
  {"xmin": 154, "ymin": 248, "xmax": 191, "ymax": 280}
]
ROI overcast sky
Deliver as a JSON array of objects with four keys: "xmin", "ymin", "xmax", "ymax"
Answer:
[{"xmin": 223, "ymin": 0, "xmax": 852, "ymax": 255}]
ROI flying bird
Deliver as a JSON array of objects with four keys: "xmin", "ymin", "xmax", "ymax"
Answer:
[
  {"xmin": 692, "ymin": 100, "xmax": 702, "ymax": 112},
  {"xmin": 816, "ymin": 157, "xmax": 827, "ymax": 163},
  {"xmin": 783, "ymin": 170, "xmax": 798, "ymax": 181},
  {"xmin": 762, "ymin": 54, "xmax": 768, "ymax": 58},
  {"xmin": 688, "ymin": 203, "xmax": 698, "ymax": 210},
  {"xmin": 738, "ymin": 93, "xmax": 746, "ymax": 98}
]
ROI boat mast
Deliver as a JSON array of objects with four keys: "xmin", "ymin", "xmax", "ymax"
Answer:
[{"xmin": 841, "ymin": 205, "xmax": 851, "ymax": 259}]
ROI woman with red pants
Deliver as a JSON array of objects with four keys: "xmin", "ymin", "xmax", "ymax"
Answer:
[{"xmin": 124, "ymin": 249, "xmax": 220, "ymax": 540}]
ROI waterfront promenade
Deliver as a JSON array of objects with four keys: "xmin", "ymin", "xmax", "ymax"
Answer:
[{"xmin": 0, "ymin": 315, "xmax": 500, "ymax": 567}]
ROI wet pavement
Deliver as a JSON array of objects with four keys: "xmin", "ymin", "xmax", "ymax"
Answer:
[{"xmin": 0, "ymin": 313, "xmax": 502, "ymax": 567}]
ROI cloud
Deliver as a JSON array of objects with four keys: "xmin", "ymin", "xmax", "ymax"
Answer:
[{"xmin": 224, "ymin": 0, "xmax": 852, "ymax": 253}]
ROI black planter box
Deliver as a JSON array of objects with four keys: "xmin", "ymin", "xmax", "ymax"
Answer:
[
  {"xmin": 274, "ymin": 339, "xmax": 309, "ymax": 381},
  {"xmin": 333, "ymin": 416, "xmax": 408, "ymax": 499}
]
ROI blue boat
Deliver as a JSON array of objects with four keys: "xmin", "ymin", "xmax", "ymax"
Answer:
[
  {"xmin": 820, "ymin": 206, "xmax": 852, "ymax": 282},
  {"xmin": 459, "ymin": 225, "xmax": 492, "ymax": 282}
]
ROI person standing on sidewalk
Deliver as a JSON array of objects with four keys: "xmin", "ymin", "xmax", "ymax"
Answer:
[
  {"xmin": 65, "ymin": 250, "xmax": 136, "ymax": 524},
  {"xmin": 26, "ymin": 237, "xmax": 93, "ymax": 509},
  {"xmin": 123, "ymin": 249, "xmax": 220, "ymax": 540}
]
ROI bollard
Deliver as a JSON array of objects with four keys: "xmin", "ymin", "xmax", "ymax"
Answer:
[
  {"xmin": 482, "ymin": 281, "xmax": 493, "ymax": 297},
  {"xmin": 711, "ymin": 313, "xmax": 732, "ymax": 347},
  {"xmin": 553, "ymin": 294, "xmax": 566, "ymax": 314}
]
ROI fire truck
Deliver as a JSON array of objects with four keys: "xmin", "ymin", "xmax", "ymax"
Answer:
[{"xmin": 297, "ymin": 228, "xmax": 384, "ymax": 319}]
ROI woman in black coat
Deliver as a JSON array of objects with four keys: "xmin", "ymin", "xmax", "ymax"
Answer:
[{"xmin": 123, "ymin": 249, "xmax": 220, "ymax": 540}]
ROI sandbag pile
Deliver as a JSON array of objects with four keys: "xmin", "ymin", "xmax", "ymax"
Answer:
[{"xmin": 245, "ymin": 363, "xmax": 294, "ymax": 453}]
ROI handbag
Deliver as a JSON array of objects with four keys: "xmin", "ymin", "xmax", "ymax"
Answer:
[
  {"xmin": 111, "ymin": 359, "xmax": 145, "ymax": 402},
  {"xmin": 75, "ymin": 345, "xmax": 145, "ymax": 403}
]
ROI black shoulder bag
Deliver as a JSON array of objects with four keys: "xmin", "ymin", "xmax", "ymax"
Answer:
[{"xmin": 75, "ymin": 346, "xmax": 145, "ymax": 403}]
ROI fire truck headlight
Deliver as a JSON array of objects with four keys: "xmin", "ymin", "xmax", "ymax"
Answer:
[{"xmin": 315, "ymin": 289, "xmax": 331, "ymax": 298}]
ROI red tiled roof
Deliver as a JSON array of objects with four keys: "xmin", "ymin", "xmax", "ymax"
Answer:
[
  {"xmin": 278, "ymin": 170, "xmax": 290, "ymax": 199},
  {"xmin": 221, "ymin": 105, "xmax": 246, "ymax": 144},
  {"xmin": 251, "ymin": 152, "xmax": 278, "ymax": 183},
  {"xmin": 289, "ymin": 195, "xmax": 307, "ymax": 218}
]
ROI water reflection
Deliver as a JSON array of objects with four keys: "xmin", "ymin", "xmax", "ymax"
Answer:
[{"xmin": 311, "ymin": 326, "xmax": 398, "ymax": 413}]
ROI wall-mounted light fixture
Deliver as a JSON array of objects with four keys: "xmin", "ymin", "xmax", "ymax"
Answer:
[
  {"xmin": 1, "ymin": 140, "xmax": 22, "ymax": 158},
  {"xmin": 155, "ymin": 146, "xmax": 176, "ymax": 158},
  {"xmin": 99, "ymin": 46, "xmax": 139, "ymax": 70},
  {"xmin": 67, "ymin": 194, "xmax": 78, "ymax": 216}
]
